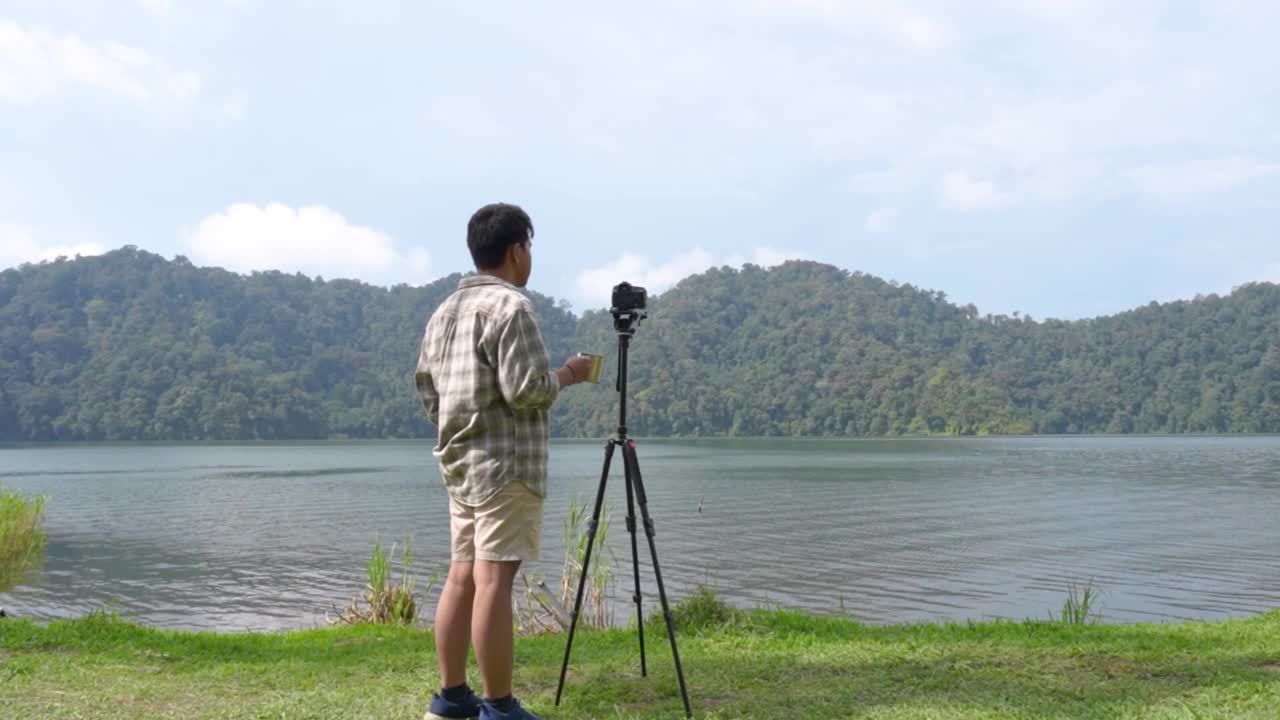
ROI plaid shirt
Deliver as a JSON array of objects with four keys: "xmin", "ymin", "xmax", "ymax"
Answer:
[{"xmin": 415, "ymin": 274, "xmax": 560, "ymax": 505}]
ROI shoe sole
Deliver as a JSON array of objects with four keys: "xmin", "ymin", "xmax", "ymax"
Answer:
[{"xmin": 423, "ymin": 713, "xmax": 479, "ymax": 720}]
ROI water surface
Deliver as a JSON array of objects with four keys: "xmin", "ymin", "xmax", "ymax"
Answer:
[{"xmin": 2, "ymin": 437, "xmax": 1277, "ymax": 630}]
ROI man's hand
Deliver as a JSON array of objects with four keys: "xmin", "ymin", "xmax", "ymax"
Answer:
[{"xmin": 557, "ymin": 354, "xmax": 595, "ymax": 388}]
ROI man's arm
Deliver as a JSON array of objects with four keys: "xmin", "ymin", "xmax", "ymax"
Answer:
[
  {"xmin": 496, "ymin": 307, "xmax": 563, "ymax": 411},
  {"xmin": 415, "ymin": 335, "xmax": 439, "ymax": 425}
]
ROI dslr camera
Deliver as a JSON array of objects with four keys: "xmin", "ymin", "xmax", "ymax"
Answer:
[
  {"xmin": 611, "ymin": 282, "xmax": 647, "ymax": 313},
  {"xmin": 610, "ymin": 282, "xmax": 647, "ymax": 334}
]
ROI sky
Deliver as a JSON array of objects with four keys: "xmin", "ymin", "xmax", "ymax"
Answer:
[{"xmin": 1, "ymin": 1, "xmax": 1278, "ymax": 320}]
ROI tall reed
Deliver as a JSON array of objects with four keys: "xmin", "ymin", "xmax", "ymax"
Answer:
[
  {"xmin": 0, "ymin": 483, "xmax": 47, "ymax": 591},
  {"xmin": 517, "ymin": 495, "xmax": 616, "ymax": 634},
  {"xmin": 561, "ymin": 495, "xmax": 615, "ymax": 629},
  {"xmin": 333, "ymin": 537, "xmax": 434, "ymax": 626},
  {"xmin": 1055, "ymin": 580, "xmax": 1103, "ymax": 625}
]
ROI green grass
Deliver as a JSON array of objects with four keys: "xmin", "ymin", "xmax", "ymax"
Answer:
[
  {"xmin": 1053, "ymin": 580, "xmax": 1104, "ymax": 626},
  {"xmin": 0, "ymin": 482, "xmax": 46, "ymax": 591},
  {"xmin": 3, "ymin": 604, "xmax": 1279, "ymax": 719},
  {"xmin": 332, "ymin": 538, "xmax": 434, "ymax": 627}
]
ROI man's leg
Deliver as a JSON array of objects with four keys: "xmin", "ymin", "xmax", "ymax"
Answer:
[
  {"xmin": 435, "ymin": 561, "xmax": 476, "ymax": 689},
  {"xmin": 472, "ymin": 559, "xmax": 521, "ymax": 700}
]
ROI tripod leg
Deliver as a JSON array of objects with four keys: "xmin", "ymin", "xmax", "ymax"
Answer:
[
  {"xmin": 555, "ymin": 438, "xmax": 616, "ymax": 707},
  {"xmin": 622, "ymin": 440, "xmax": 693, "ymax": 719},
  {"xmin": 623, "ymin": 449, "xmax": 646, "ymax": 677}
]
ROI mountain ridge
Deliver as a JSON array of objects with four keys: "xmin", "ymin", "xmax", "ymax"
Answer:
[{"xmin": 2, "ymin": 247, "xmax": 1278, "ymax": 440}]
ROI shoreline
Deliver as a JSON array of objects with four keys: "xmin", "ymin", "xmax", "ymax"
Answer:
[{"xmin": 3, "ymin": 607, "xmax": 1279, "ymax": 718}]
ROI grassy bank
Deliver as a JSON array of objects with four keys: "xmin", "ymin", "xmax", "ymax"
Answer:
[{"xmin": 2, "ymin": 606, "xmax": 1279, "ymax": 719}]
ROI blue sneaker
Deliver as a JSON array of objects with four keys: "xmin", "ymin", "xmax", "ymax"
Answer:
[
  {"xmin": 479, "ymin": 697, "xmax": 544, "ymax": 720},
  {"xmin": 424, "ymin": 686, "xmax": 483, "ymax": 720}
]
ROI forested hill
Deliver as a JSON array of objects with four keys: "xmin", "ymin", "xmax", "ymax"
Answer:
[
  {"xmin": 2, "ymin": 247, "xmax": 1278, "ymax": 440},
  {"xmin": 556, "ymin": 262, "xmax": 1280, "ymax": 436},
  {"xmin": 0, "ymin": 247, "xmax": 576, "ymax": 441}
]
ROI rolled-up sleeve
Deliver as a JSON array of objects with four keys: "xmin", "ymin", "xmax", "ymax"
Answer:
[{"xmin": 496, "ymin": 307, "xmax": 560, "ymax": 411}]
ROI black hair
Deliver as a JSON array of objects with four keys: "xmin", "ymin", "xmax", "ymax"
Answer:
[{"xmin": 467, "ymin": 203, "xmax": 534, "ymax": 270}]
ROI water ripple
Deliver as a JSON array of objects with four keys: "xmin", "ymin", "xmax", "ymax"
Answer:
[{"xmin": 1, "ymin": 437, "xmax": 1278, "ymax": 630}]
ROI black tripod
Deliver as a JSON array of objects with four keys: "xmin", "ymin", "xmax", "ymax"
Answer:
[{"xmin": 555, "ymin": 308, "xmax": 693, "ymax": 719}]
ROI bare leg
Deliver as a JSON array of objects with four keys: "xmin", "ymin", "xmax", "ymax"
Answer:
[
  {"xmin": 435, "ymin": 561, "xmax": 476, "ymax": 689},
  {"xmin": 472, "ymin": 559, "xmax": 521, "ymax": 699}
]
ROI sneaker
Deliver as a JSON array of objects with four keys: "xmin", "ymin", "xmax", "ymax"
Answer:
[
  {"xmin": 479, "ymin": 697, "xmax": 544, "ymax": 720},
  {"xmin": 424, "ymin": 686, "xmax": 483, "ymax": 720}
]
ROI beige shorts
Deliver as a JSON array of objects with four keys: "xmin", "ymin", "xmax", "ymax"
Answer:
[{"xmin": 449, "ymin": 481, "xmax": 544, "ymax": 562}]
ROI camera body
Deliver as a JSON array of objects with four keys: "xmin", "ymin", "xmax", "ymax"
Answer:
[
  {"xmin": 610, "ymin": 282, "xmax": 647, "ymax": 334},
  {"xmin": 611, "ymin": 282, "xmax": 647, "ymax": 313}
]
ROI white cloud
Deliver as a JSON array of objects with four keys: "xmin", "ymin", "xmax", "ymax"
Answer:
[
  {"xmin": 219, "ymin": 95, "xmax": 248, "ymax": 124},
  {"xmin": 864, "ymin": 208, "xmax": 899, "ymax": 233},
  {"xmin": 183, "ymin": 203, "xmax": 432, "ymax": 285},
  {"xmin": 941, "ymin": 172, "xmax": 1013, "ymax": 211},
  {"xmin": 575, "ymin": 245, "xmax": 806, "ymax": 307},
  {"xmin": 137, "ymin": 0, "xmax": 173, "ymax": 17},
  {"xmin": 899, "ymin": 15, "xmax": 947, "ymax": 50},
  {"xmin": 575, "ymin": 248, "xmax": 714, "ymax": 307},
  {"xmin": 0, "ymin": 20, "xmax": 200, "ymax": 103},
  {"xmin": 1128, "ymin": 157, "xmax": 1280, "ymax": 201},
  {"xmin": 724, "ymin": 246, "xmax": 806, "ymax": 269},
  {"xmin": 847, "ymin": 169, "xmax": 909, "ymax": 196},
  {"xmin": 757, "ymin": 1, "xmax": 950, "ymax": 51},
  {"xmin": 0, "ymin": 223, "xmax": 106, "ymax": 268},
  {"xmin": 403, "ymin": 3, "xmax": 1280, "ymax": 209},
  {"xmin": 744, "ymin": 246, "xmax": 800, "ymax": 268}
]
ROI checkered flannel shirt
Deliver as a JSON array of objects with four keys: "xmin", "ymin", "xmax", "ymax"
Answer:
[{"xmin": 415, "ymin": 274, "xmax": 561, "ymax": 505}]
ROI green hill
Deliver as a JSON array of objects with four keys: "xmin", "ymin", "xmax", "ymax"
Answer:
[
  {"xmin": 558, "ymin": 262, "xmax": 1280, "ymax": 436},
  {"xmin": 2, "ymin": 248, "xmax": 1278, "ymax": 440},
  {"xmin": 0, "ymin": 247, "xmax": 574, "ymax": 441}
]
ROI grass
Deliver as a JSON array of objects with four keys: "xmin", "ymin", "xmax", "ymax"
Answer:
[
  {"xmin": 521, "ymin": 495, "xmax": 616, "ymax": 634},
  {"xmin": 559, "ymin": 494, "xmax": 615, "ymax": 629},
  {"xmin": 331, "ymin": 538, "xmax": 435, "ymax": 627},
  {"xmin": 2, "ymin": 600, "xmax": 1279, "ymax": 719},
  {"xmin": 1054, "ymin": 580, "xmax": 1104, "ymax": 626},
  {"xmin": 0, "ymin": 482, "xmax": 46, "ymax": 591},
  {"xmin": 664, "ymin": 585, "xmax": 734, "ymax": 633}
]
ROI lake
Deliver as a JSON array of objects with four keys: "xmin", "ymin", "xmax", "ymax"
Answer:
[{"xmin": 1, "ymin": 437, "xmax": 1277, "ymax": 631}]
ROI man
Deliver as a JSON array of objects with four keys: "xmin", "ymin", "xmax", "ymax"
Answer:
[{"xmin": 417, "ymin": 203, "xmax": 594, "ymax": 720}]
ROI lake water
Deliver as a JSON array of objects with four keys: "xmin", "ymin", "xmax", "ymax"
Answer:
[{"xmin": 1, "ymin": 437, "xmax": 1277, "ymax": 631}]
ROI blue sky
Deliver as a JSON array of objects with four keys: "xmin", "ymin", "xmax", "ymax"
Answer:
[{"xmin": 2, "ymin": 1, "xmax": 1277, "ymax": 320}]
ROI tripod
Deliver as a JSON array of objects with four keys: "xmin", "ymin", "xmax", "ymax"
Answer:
[{"xmin": 555, "ymin": 309, "xmax": 693, "ymax": 719}]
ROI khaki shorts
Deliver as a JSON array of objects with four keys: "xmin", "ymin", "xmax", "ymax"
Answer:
[{"xmin": 449, "ymin": 481, "xmax": 544, "ymax": 562}]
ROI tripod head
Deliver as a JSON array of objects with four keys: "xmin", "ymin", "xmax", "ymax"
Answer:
[
  {"xmin": 608, "ymin": 281, "xmax": 647, "ymax": 435},
  {"xmin": 610, "ymin": 308, "xmax": 646, "ymax": 336}
]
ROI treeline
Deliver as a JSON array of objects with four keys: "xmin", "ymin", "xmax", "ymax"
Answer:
[
  {"xmin": 2, "ymin": 248, "xmax": 1278, "ymax": 440},
  {"xmin": 0, "ymin": 247, "xmax": 574, "ymax": 440},
  {"xmin": 555, "ymin": 262, "xmax": 1280, "ymax": 436}
]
